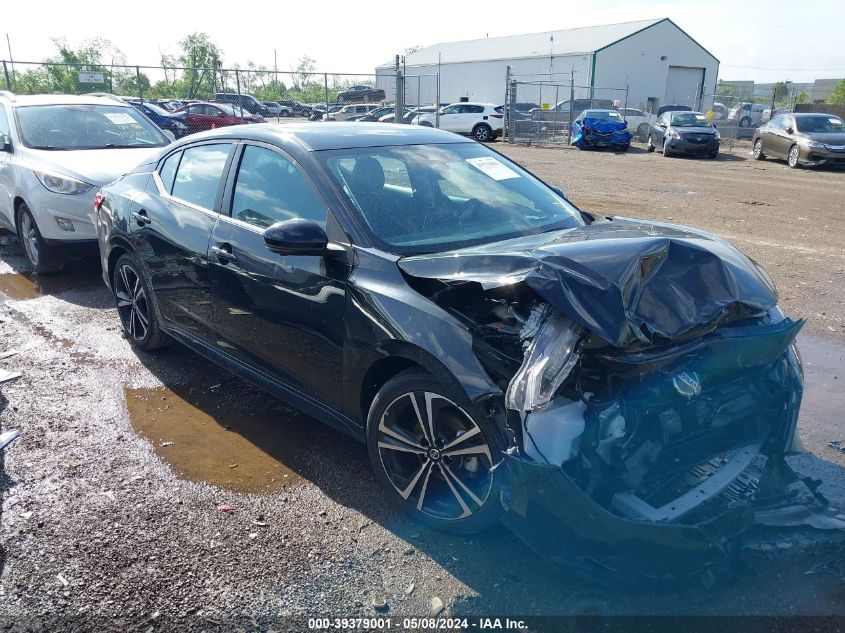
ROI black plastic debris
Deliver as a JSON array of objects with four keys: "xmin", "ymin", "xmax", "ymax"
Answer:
[{"xmin": 827, "ymin": 440, "xmax": 845, "ymax": 454}]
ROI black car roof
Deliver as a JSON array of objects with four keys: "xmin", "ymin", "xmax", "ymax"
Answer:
[{"xmin": 173, "ymin": 122, "xmax": 473, "ymax": 151}]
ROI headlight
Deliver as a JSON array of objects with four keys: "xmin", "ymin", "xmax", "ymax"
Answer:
[
  {"xmin": 668, "ymin": 130, "xmax": 681, "ymax": 139},
  {"xmin": 714, "ymin": 131, "xmax": 721, "ymax": 140},
  {"xmin": 806, "ymin": 141, "xmax": 826, "ymax": 149},
  {"xmin": 506, "ymin": 309, "xmax": 582, "ymax": 412},
  {"xmin": 34, "ymin": 170, "xmax": 93, "ymax": 195}
]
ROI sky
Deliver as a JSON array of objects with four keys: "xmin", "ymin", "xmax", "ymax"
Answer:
[{"xmin": 4, "ymin": 0, "xmax": 845, "ymax": 85}]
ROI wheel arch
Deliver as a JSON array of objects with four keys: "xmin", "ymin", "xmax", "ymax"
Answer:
[
  {"xmin": 106, "ymin": 236, "xmax": 135, "ymax": 289},
  {"xmin": 357, "ymin": 341, "xmax": 496, "ymax": 427},
  {"xmin": 12, "ymin": 196, "xmax": 27, "ymax": 228}
]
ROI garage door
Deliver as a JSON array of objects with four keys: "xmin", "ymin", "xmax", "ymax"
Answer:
[{"xmin": 665, "ymin": 66, "xmax": 704, "ymax": 108}]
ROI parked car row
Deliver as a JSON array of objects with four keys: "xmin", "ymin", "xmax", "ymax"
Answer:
[{"xmin": 0, "ymin": 95, "xmax": 821, "ymax": 579}]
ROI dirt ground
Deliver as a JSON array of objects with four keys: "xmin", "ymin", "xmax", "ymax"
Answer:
[{"xmin": 1, "ymin": 143, "xmax": 844, "ymax": 631}]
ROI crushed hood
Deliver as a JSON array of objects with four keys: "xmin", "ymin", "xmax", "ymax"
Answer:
[{"xmin": 398, "ymin": 218, "xmax": 778, "ymax": 347}]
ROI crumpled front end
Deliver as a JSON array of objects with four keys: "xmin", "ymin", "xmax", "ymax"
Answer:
[
  {"xmin": 399, "ymin": 219, "xmax": 844, "ymax": 579},
  {"xmin": 572, "ymin": 117, "xmax": 633, "ymax": 149}
]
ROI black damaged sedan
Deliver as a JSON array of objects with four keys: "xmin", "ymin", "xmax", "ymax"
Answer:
[{"xmin": 95, "ymin": 123, "xmax": 825, "ymax": 579}]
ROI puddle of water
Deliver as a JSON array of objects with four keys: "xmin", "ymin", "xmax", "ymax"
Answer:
[
  {"xmin": 125, "ymin": 385, "xmax": 306, "ymax": 493},
  {"xmin": 0, "ymin": 266, "xmax": 101, "ymax": 301}
]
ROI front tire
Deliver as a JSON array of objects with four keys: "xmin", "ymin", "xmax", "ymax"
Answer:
[
  {"xmin": 16, "ymin": 203, "xmax": 64, "ymax": 274},
  {"xmin": 787, "ymin": 144, "xmax": 801, "ymax": 169},
  {"xmin": 637, "ymin": 123, "xmax": 650, "ymax": 140},
  {"xmin": 663, "ymin": 140, "xmax": 672, "ymax": 157},
  {"xmin": 472, "ymin": 124, "xmax": 493, "ymax": 142},
  {"xmin": 367, "ymin": 369, "xmax": 505, "ymax": 534},
  {"xmin": 740, "ymin": 116, "xmax": 752, "ymax": 128},
  {"xmin": 753, "ymin": 138, "xmax": 766, "ymax": 160},
  {"xmin": 647, "ymin": 135, "xmax": 656, "ymax": 152},
  {"xmin": 112, "ymin": 254, "xmax": 167, "ymax": 351}
]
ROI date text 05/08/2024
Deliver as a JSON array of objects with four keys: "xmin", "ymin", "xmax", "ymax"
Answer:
[{"xmin": 308, "ymin": 618, "xmax": 528, "ymax": 630}]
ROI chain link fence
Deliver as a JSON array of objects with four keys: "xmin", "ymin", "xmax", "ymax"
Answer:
[{"xmin": 2, "ymin": 59, "xmax": 395, "ymax": 136}]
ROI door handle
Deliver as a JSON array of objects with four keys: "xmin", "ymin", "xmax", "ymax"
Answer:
[
  {"xmin": 132, "ymin": 209, "xmax": 151, "ymax": 226},
  {"xmin": 211, "ymin": 244, "xmax": 238, "ymax": 264}
]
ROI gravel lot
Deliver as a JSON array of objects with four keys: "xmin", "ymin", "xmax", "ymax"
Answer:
[{"xmin": 1, "ymin": 143, "xmax": 844, "ymax": 630}]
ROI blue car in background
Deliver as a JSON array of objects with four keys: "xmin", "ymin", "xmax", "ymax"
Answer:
[
  {"xmin": 127, "ymin": 100, "xmax": 189, "ymax": 138},
  {"xmin": 571, "ymin": 109, "xmax": 632, "ymax": 151}
]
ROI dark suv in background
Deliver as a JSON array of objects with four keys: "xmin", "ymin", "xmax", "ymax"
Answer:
[{"xmin": 214, "ymin": 92, "xmax": 268, "ymax": 117}]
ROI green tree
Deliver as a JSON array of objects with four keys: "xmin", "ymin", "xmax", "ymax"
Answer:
[
  {"xmin": 795, "ymin": 91, "xmax": 808, "ymax": 105},
  {"xmin": 177, "ymin": 32, "xmax": 224, "ymax": 99},
  {"xmin": 771, "ymin": 81, "xmax": 789, "ymax": 103},
  {"xmin": 828, "ymin": 79, "xmax": 845, "ymax": 105}
]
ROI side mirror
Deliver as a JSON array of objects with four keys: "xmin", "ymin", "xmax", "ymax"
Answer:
[
  {"xmin": 551, "ymin": 185, "xmax": 568, "ymax": 199},
  {"xmin": 264, "ymin": 219, "xmax": 328, "ymax": 256},
  {"xmin": 786, "ymin": 127, "xmax": 794, "ymax": 135},
  {"xmin": 0, "ymin": 133, "xmax": 10, "ymax": 152}
]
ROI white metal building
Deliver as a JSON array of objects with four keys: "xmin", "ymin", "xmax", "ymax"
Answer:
[{"xmin": 376, "ymin": 18, "xmax": 719, "ymax": 112}]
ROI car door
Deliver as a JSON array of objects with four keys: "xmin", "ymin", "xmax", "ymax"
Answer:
[
  {"xmin": 438, "ymin": 104, "xmax": 461, "ymax": 131},
  {"xmin": 134, "ymin": 142, "xmax": 235, "ymax": 342},
  {"xmin": 769, "ymin": 115, "xmax": 793, "ymax": 158},
  {"xmin": 457, "ymin": 105, "xmax": 485, "ymax": 134},
  {"xmin": 208, "ymin": 142, "xmax": 346, "ymax": 410},
  {"xmin": 762, "ymin": 115, "xmax": 784, "ymax": 157},
  {"xmin": 652, "ymin": 113, "xmax": 669, "ymax": 145},
  {"xmin": 183, "ymin": 104, "xmax": 212, "ymax": 132}
]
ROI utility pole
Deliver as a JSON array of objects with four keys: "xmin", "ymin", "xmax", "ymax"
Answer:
[
  {"xmin": 274, "ymin": 49, "xmax": 278, "ymax": 86},
  {"xmin": 5, "ymin": 33, "xmax": 14, "ymax": 79}
]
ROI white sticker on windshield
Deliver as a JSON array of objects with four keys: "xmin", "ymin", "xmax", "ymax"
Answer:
[
  {"xmin": 466, "ymin": 157, "xmax": 520, "ymax": 181},
  {"xmin": 104, "ymin": 112, "xmax": 136, "ymax": 125}
]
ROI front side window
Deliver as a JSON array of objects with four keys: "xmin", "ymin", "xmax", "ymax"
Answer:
[
  {"xmin": 171, "ymin": 144, "xmax": 231, "ymax": 210},
  {"xmin": 441, "ymin": 105, "xmax": 460, "ymax": 115},
  {"xmin": 319, "ymin": 142, "xmax": 583, "ymax": 254},
  {"xmin": 230, "ymin": 145, "xmax": 327, "ymax": 229},
  {"xmin": 14, "ymin": 104, "xmax": 168, "ymax": 150}
]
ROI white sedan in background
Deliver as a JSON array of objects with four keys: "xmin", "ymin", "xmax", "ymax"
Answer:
[
  {"xmin": 0, "ymin": 93, "xmax": 170, "ymax": 273},
  {"xmin": 619, "ymin": 107, "xmax": 657, "ymax": 140},
  {"xmin": 416, "ymin": 103, "xmax": 504, "ymax": 142}
]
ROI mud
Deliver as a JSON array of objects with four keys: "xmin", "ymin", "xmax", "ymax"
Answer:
[
  {"xmin": 0, "ymin": 263, "xmax": 100, "ymax": 301},
  {"xmin": 125, "ymin": 385, "xmax": 304, "ymax": 493}
]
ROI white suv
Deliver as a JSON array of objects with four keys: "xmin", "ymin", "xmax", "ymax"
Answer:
[
  {"xmin": 416, "ymin": 103, "xmax": 504, "ymax": 142},
  {"xmin": 0, "ymin": 93, "xmax": 170, "ymax": 272},
  {"xmin": 728, "ymin": 102, "xmax": 766, "ymax": 128}
]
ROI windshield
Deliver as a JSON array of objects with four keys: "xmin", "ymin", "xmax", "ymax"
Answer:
[
  {"xmin": 15, "ymin": 104, "xmax": 168, "ymax": 150},
  {"xmin": 318, "ymin": 143, "xmax": 583, "ymax": 254},
  {"xmin": 583, "ymin": 111, "xmax": 622, "ymax": 121},
  {"xmin": 796, "ymin": 116, "xmax": 844, "ymax": 133},
  {"xmin": 215, "ymin": 104, "xmax": 240, "ymax": 116},
  {"xmin": 142, "ymin": 102, "xmax": 169, "ymax": 116},
  {"xmin": 670, "ymin": 112, "xmax": 710, "ymax": 127}
]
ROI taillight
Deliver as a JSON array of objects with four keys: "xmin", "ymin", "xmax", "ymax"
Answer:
[
  {"xmin": 93, "ymin": 193, "xmax": 105, "ymax": 212},
  {"xmin": 490, "ymin": 114, "xmax": 503, "ymax": 119}
]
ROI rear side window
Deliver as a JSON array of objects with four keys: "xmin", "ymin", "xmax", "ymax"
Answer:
[
  {"xmin": 230, "ymin": 145, "xmax": 327, "ymax": 228},
  {"xmin": 158, "ymin": 151, "xmax": 181, "ymax": 193},
  {"xmin": 172, "ymin": 144, "xmax": 231, "ymax": 210}
]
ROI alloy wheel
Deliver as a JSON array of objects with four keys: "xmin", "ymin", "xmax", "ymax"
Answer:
[
  {"xmin": 114, "ymin": 264, "xmax": 150, "ymax": 342},
  {"xmin": 376, "ymin": 391, "xmax": 494, "ymax": 521},
  {"xmin": 474, "ymin": 126, "xmax": 491, "ymax": 142},
  {"xmin": 20, "ymin": 212, "xmax": 39, "ymax": 266},
  {"xmin": 788, "ymin": 145, "xmax": 800, "ymax": 168},
  {"xmin": 753, "ymin": 139, "xmax": 763, "ymax": 159}
]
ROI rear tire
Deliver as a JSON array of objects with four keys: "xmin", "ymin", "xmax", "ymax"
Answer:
[
  {"xmin": 112, "ymin": 254, "xmax": 167, "ymax": 351},
  {"xmin": 366, "ymin": 369, "xmax": 506, "ymax": 534},
  {"xmin": 753, "ymin": 138, "xmax": 766, "ymax": 160},
  {"xmin": 740, "ymin": 116, "xmax": 752, "ymax": 128},
  {"xmin": 472, "ymin": 124, "xmax": 493, "ymax": 142},
  {"xmin": 16, "ymin": 203, "xmax": 64, "ymax": 274}
]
